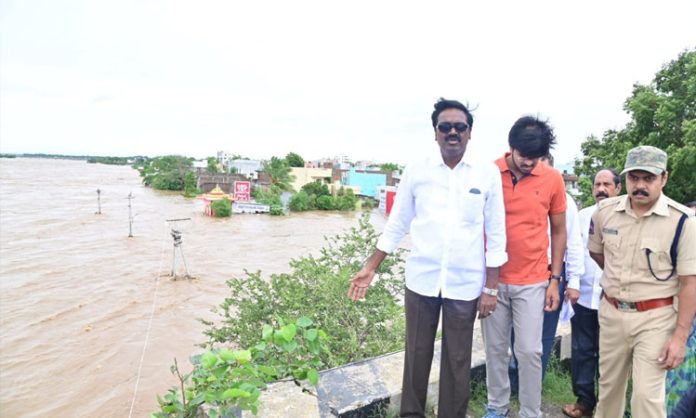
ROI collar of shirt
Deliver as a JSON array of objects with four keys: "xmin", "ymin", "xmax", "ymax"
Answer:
[
  {"xmin": 429, "ymin": 151, "xmax": 473, "ymax": 170},
  {"xmin": 494, "ymin": 152, "xmax": 546, "ymax": 177},
  {"xmin": 615, "ymin": 193, "xmax": 669, "ymax": 217}
]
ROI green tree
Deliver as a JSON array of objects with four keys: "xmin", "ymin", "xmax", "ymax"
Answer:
[
  {"xmin": 379, "ymin": 162, "xmax": 400, "ymax": 173},
  {"xmin": 262, "ymin": 157, "xmax": 295, "ymax": 192},
  {"xmin": 183, "ymin": 171, "xmax": 199, "ymax": 197},
  {"xmin": 300, "ymin": 181, "xmax": 330, "ymax": 197},
  {"xmin": 207, "ymin": 157, "xmax": 220, "ymax": 174},
  {"xmin": 288, "ymin": 191, "xmax": 311, "ymax": 212},
  {"xmin": 137, "ymin": 155, "xmax": 194, "ymax": 191},
  {"xmin": 574, "ymin": 48, "xmax": 696, "ymax": 205},
  {"xmin": 285, "ymin": 152, "xmax": 305, "ymax": 168},
  {"xmin": 315, "ymin": 195, "xmax": 335, "ymax": 210},
  {"xmin": 334, "ymin": 188, "xmax": 358, "ymax": 211},
  {"xmin": 211, "ymin": 198, "xmax": 232, "ymax": 217}
]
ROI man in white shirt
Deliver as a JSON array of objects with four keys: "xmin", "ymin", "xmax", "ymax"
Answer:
[
  {"xmin": 562, "ymin": 168, "xmax": 621, "ymax": 418},
  {"xmin": 348, "ymin": 98, "xmax": 507, "ymax": 418}
]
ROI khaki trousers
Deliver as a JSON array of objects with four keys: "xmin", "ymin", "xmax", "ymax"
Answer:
[
  {"xmin": 595, "ymin": 297, "xmax": 676, "ymax": 418},
  {"xmin": 481, "ymin": 281, "xmax": 548, "ymax": 418}
]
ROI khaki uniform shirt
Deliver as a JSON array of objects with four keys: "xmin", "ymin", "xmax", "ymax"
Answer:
[{"xmin": 587, "ymin": 194, "xmax": 696, "ymax": 302}]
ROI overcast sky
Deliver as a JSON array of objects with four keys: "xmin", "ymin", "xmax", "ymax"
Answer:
[{"xmin": 1, "ymin": 0, "xmax": 695, "ymax": 166}]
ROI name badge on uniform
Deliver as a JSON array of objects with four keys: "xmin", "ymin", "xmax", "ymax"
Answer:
[{"xmin": 602, "ymin": 228, "xmax": 619, "ymax": 235}]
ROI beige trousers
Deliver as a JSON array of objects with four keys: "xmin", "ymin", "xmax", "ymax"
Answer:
[{"xmin": 595, "ymin": 297, "xmax": 676, "ymax": 418}]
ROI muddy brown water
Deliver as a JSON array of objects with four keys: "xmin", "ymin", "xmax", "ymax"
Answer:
[{"xmin": 0, "ymin": 158, "xmax": 388, "ymax": 417}]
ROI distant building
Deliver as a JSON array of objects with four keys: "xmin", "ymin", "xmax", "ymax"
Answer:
[
  {"xmin": 344, "ymin": 169, "xmax": 390, "ymax": 198},
  {"xmin": 216, "ymin": 150, "xmax": 233, "ymax": 166},
  {"xmin": 333, "ymin": 154, "xmax": 351, "ymax": 165},
  {"xmin": 229, "ymin": 159, "xmax": 262, "ymax": 180},
  {"xmin": 290, "ymin": 167, "xmax": 333, "ymax": 192},
  {"xmin": 562, "ymin": 170, "xmax": 580, "ymax": 197}
]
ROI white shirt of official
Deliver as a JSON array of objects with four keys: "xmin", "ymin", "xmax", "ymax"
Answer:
[
  {"xmin": 376, "ymin": 153, "xmax": 507, "ymax": 301},
  {"xmin": 546, "ymin": 192, "xmax": 585, "ymax": 290},
  {"xmin": 577, "ymin": 204, "xmax": 603, "ymax": 309}
]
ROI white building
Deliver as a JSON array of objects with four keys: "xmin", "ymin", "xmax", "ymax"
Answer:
[{"xmin": 229, "ymin": 159, "xmax": 262, "ymax": 180}]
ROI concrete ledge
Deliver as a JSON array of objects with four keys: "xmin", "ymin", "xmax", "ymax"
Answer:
[{"xmin": 232, "ymin": 323, "xmax": 572, "ymax": 417}]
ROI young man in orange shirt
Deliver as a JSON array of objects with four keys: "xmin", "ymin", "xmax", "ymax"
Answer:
[{"xmin": 482, "ymin": 116, "xmax": 567, "ymax": 418}]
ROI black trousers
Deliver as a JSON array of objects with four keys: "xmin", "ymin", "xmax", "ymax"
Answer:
[
  {"xmin": 570, "ymin": 303, "xmax": 600, "ymax": 410},
  {"xmin": 400, "ymin": 288, "xmax": 478, "ymax": 418}
]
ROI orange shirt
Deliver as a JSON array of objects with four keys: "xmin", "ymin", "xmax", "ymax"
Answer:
[{"xmin": 495, "ymin": 153, "xmax": 567, "ymax": 285}]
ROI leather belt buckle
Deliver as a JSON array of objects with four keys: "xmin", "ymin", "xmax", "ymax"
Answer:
[{"xmin": 615, "ymin": 300, "xmax": 637, "ymax": 312}]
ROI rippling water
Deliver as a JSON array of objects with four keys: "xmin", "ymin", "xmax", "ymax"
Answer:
[{"xmin": 0, "ymin": 158, "xmax": 386, "ymax": 417}]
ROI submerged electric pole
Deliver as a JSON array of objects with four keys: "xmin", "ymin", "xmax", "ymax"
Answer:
[
  {"xmin": 95, "ymin": 189, "xmax": 102, "ymax": 214},
  {"xmin": 127, "ymin": 192, "xmax": 135, "ymax": 237},
  {"xmin": 166, "ymin": 218, "xmax": 193, "ymax": 280}
]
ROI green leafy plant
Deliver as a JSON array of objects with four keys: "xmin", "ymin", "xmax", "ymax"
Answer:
[
  {"xmin": 288, "ymin": 191, "xmax": 311, "ymax": 212},
  {"xmin": 200, "ymin": 212, "xmax": 407, "ymax": 367},
  {"xmin": 210, "ymin": 198, "xmax": 232, "ymax": 217},
  {"xmin": 152, "ymin": 318, "xmax": 327, "ymax": 418}
]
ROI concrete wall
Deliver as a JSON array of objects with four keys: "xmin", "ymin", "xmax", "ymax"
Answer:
[{"xmin": 220, "ymin": 324, "xmax": 572, "ymax": 417}]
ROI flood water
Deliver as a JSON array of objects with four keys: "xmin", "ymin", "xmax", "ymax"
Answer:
[{"xmin": 0, "ymin": 158, "xmax": 387, "ymax": 417}]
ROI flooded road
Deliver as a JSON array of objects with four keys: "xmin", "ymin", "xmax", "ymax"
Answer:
[{"xmin": 0, "ymin": 158, "xmax": 387, "ymax": 417}]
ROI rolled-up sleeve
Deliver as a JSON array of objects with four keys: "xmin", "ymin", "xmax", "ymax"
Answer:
[
  {"xmin": 564, "ymin": 197, "xmax": 584, "ymax": 289},
  {"xmin": 483, "ymin": 164, "xmax": 508, "ymax": 267},
  {"xmin": 376, "ymin": 166, "xmax": 415, "ymax": 254}
]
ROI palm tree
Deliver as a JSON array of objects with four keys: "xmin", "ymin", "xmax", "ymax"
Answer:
[{"xmin": 262, "ymin": 157, "xmax": 295, "ymax": 192}]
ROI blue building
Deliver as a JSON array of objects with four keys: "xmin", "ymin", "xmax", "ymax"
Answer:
[{"xmin": 344, "ymin": 169, "xmax": 388, "ymax": 198}]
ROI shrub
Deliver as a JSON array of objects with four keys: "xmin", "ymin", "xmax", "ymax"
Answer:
[
  {"xmin": 301, "ymin": 181, "xmax": 331, "ymax": 197},
  {"xmin": 335, "ymin": 188, "xmax": 358, "ymax": 211},
  {"xmin": 210, "ymin": 198, "xmax": 232, "ymax": 217},
  {"xmin": 288, "ymin": 191, "xmax": 311, "ymax": 212},
  {"xmin": 315, "ymin": 194, "xmax": 335, "ymax": 210},
  {"xmin": 269, "ymin": 205, "xmax": 284, "ymax": 216},
  {"xmin": 152, "ymin": 318, "xmax": 328, "ymax": 418},
  {"xmin": 253, "ymin": 185, "xmax": 282, "ymax": 207},
  {"xmin": 200, "ymin": 212, "xmax": 407, "ymax": 367}
]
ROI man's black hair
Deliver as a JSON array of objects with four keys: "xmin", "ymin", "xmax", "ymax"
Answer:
[
  {"xmin": 596, "ymin": 167, "xmax": 621, "ymax": 186},
  {"xmin": 508, "ymin": 116, "xmax": 556, "ymax": 158},
  {"xmin": 686, "ymin": 201, "xmax": 696, "ymax": 210},
  {"xmin": 431, "ymin": 98, "xmax": 473, "ymax": 128}
]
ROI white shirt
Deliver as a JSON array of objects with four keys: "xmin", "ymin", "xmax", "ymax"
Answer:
[
  {"xmin": 376, "ymin": 154, "xmax": 507, "ymax": 301},
  {"xmin": 578, "ymin": 204, "xmax": 603, "ymax": 309},
  {"xmin": 546, "ymin": 193, "xmax": 584, "ymax": 290}
]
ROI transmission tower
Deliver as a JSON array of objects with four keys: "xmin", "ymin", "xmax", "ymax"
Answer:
[{"xmin": 166, "ymin": 218, "xmax": 193, "ymax": 280}]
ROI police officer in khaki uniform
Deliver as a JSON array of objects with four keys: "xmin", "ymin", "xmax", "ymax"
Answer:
[{"xmin": 588, "ymin": 145, "xmax": 696, "ymax": 418}]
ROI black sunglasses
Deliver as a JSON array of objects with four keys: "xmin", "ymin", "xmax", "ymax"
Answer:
[{"xmin": 437, "ymin": 122, "xmax": 469, "ymax": 133}]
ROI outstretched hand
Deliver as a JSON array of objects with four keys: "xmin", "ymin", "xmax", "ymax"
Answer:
[{"xmin": 348, "ymin": 269, "xmax": 375, "ymax": 301}]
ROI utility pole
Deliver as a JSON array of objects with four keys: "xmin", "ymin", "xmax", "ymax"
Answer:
[
  {"xmin": 166, "ymin": 218, "xmax": 193, "ymax": 280},
  {"xmin": 127, "ymin": 192, "xmax": 135, "ymax": 237},
  {"xmin": 95, "ymin": 189, "xmax": 102, "ymax": 214}
]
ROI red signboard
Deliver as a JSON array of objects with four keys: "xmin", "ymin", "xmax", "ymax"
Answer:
[{"xmin": 234, "ymin": 181, "xmax": 251, "ymax": 202}]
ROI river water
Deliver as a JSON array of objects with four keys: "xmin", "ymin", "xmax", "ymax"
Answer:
[{"xmin": 0, "ymin": 158, "xmax": 387, "ymax": 417}]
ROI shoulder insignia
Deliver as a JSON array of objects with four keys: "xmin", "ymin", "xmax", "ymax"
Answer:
[{"xmin": 597, "ymin": 196, "xmax": 622, "ymax": 210}]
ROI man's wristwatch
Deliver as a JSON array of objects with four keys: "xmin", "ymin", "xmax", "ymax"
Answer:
[
  {"xmin": 549, "ymin": 274, "xmax": 562, "ymax": 282},
  {"xmin": 482, "ymin": 287, "xmax": 498, "ymax": 297}
]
